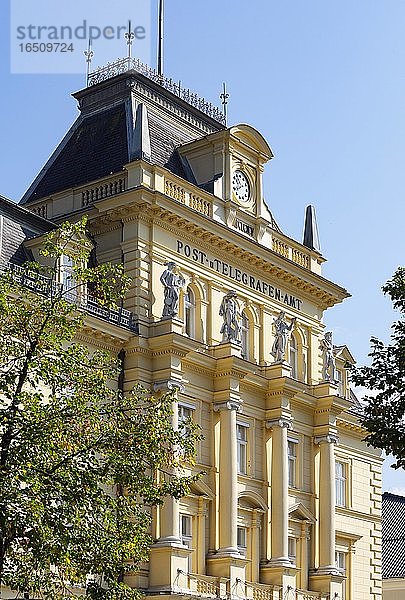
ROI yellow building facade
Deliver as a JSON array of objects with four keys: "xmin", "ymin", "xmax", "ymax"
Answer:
[{"xmin": 20, "ymin": 61, "xmax": 383, "ymax": 600}]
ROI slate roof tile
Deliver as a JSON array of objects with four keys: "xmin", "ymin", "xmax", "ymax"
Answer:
[{"xmin": 382, "ymin": 492, "xmax": 405, "ymax": 578}]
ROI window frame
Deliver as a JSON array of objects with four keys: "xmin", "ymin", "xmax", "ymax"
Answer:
[
  {"xmin": 179, "ymin": 513, "xmax": 193, "ymax": 572},
  {"xmin": 184, "ymin": 286, "xmax": 196, "ymax": 338},
  {"xmin": 335, "ymin": 459, "xmax": 347, "ymax": 507},
  {"xmin": 236, "ymin": 422, "xmax": 249, "ymax": 475},
  {"xmin": 241, "ymin": 311, "xmax": 249, "ymax": 360},
  {"xmin": 288, "ymin": 536, "xmax": 297, "ymax": 564},
  {"xmin": 289, "ymin": 333, "xmax": 298, "ymax": 379},
  {"xmin": 287, "ymin": 438, "xmax": 298, "ymax": 488},
  {"xmin": 237, "ymin": 526, "xmax": 247, "ymax": 556}
]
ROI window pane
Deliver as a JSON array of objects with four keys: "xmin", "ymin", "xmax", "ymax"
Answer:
[
  {"xmin": 288, "ymin": 440, "xmax": 297, "ymax": 487},
  {"xmin": 184, "ymin": 287, "xmax": 195, "ymax": 337},
  {"xmin": 288, "ymin": 537, "xmax": 296, "ymax": 561},
  {"xmin": 241, "ymin": 312, "xmax": 249, "ymax": 359},
  {"xmin": 335, "ymin": 551, "xmax": 346, "ymax": 571},
  {"xmin": 237, "ymin": 424, "xmax": 247, "ymax": 474},
  {"xmin": 335, "ymin": 461, "xmax": 346, "ymax": 507},
  {"xmin": 237, "ymin": 527, "xmax": 247, "ymax": 554}
]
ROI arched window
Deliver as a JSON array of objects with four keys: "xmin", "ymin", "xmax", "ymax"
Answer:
[
  {"xmin": 290, "ymin": 334, "xmax": 298, "ymax": 379},
  {"xmin": 184, "ymin": 287, "xmax": 195, "ymax": 338},
  {"xmin": 241, "ymin": 311, "xmax": 249, "ymax": 359}
]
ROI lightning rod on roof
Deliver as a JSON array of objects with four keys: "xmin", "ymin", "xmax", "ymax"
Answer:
[
  {"xmin": 157, "ymin": 0, "xmax": 164, "ymax": 76},
  {"xmin": 125, "ymin": 20, "xmax": 135, "ymax": 59},
  {"xmin": 220, "ymin": 82, "xmax": 230, "ymax": 126},
  {"xmin": 84, "ymin": 38, "xmax": 94, "ymax": 86}
]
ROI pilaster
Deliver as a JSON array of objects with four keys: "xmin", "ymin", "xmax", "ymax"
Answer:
[{"xmin": 261, "ymin": 370, "xmax": 297, "ymax": 589}]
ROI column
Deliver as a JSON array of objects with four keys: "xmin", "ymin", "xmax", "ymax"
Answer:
[
  {"xmin": 214, "ymin": 400, "xmax": 240, "ymax": 555},
  {"xmin": 299, "ymin": 522, "xmax": 309, "ymax": 590},
  {"xmin": 314, "ymin": 434, "xmax": 339, "ymax": 574},
  {"xmin": 158, "ymin": 394, "xmax": 181, "ymax": 543},
  {"xmin": 251, "ymin": 510, "xmax": 260, "ymax": 583},
  {"xmin": 197, "ymin": 497, "xmax": 206, "ymax": 574},
  {"xmin": 266, "ymin": 417, "xmax": 293, "ymax": 567}
]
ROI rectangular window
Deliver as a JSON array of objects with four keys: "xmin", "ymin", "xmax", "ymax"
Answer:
[
  {"xmin": 335, "ymin": 461, "xmax": 347, "ymax": 507},
  {"xmin": 288, "ymin": 537, "xmax": 296, "ymax": 563},
  {"xmin": 180, "ymin": 514, "xmax": 193, "ymax": 571},
  {"xmin": 178, "ymin": 404, "xmax": 193, "ymax": 426},
  {"xmin": 337, "ymin": 369, "xmax": 345, "ymax": 397},
  {"xmin": 335, "ymin": 551, "xmax": 346, "ymax": 571},
  {"xmin": 237, "ymin": 527, "xmax": 247, "ymax": 555},
  {"xmin": 61, "ymin": 254, "xmax": 76, "ymax": 299},
  {"xmin": 237, "ymin": 424, "xmax": 248, "ymax": 475},
  {"xmin": 288, "ymin": 439, "xmax": 298, "ymax": 488}
]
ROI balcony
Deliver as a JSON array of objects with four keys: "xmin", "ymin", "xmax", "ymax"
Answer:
[{"xmin": 2, "ymin": 262, "xmax": 138, "ymax": 334}]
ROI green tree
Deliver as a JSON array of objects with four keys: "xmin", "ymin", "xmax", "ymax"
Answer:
[
  {"xmin": 351, "ymin": 266, "xmax": 405, "ymax": 467},
  {"xmin": 0, "ymin": 218, "xmax": 200, "ymax": 599}
]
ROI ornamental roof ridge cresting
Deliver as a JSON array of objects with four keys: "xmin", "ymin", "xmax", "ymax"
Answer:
[{"xmin": 176, "ymin": 240, "xmax": 303, "ymax": 311}]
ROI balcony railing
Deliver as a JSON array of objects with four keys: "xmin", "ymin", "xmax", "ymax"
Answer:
[
  {"xmin": 88, "ymin": 57, "xmax": 226, "ymax": 126},
  {"xmin": 164, "ymin": 177, "xmax": 212, "ymax": 217},
  {"xmin": 272, "ymin": 236, "xmax": 311, "ymax": 269},
  {"xmin": 296, "ymin": 590, "xmax": 329, "ymax": 600},
  {"xmin": 175, "ymin": 573, "xmax": 330, "ymax": 600},
  {"xmin": 2, "ymin": 263, "xmax": 138, "ymax": 334}
]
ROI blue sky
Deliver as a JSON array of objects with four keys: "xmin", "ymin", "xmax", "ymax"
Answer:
[{"xmin": 1, "ymin": 0, "xmax": 404, "ymax": 491}]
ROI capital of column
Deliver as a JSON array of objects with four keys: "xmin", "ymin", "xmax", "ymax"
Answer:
[
  {"xmin": 314, "ymin": 433, "xmax": 339, "ymax": 445},
  {"xmin": 153, "ymin": 379, "xmax": 185, "ymax": 393},
  {"xmin": 265, "ymin": 417, "xmax": 293, "ymax": 430},
  {"xmin": 214, "ymin": 400, "xmax": 242, "ymax": 412}
]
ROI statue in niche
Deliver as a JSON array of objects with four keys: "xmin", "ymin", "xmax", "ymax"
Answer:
[
  {"xmin": 271, "ymin": 311, "xmax": 296, "ymax": 362},
  {"xmin": 320, "ymin": 331, "xmax": 336, "ymax": 382},
  {"xmin": 160, "ymin": 262, "xmax": 185, "ymax": 318},
  {"xmin": 219, "ymin": 290, "xmax": 241, "ymax": 343}
]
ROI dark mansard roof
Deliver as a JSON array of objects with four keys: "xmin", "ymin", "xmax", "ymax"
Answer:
[
  {"xmin": 382, "ymin": 492, "xmax": 405, "ymax": 579},
  {"xmin": 20, "ymin": 70, "xmax": 224, "ymax": 206}
]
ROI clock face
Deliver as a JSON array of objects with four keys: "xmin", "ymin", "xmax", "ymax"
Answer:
[{"xmin": 232, "ymin": 170, "xmax": 250, "ymax": 203}]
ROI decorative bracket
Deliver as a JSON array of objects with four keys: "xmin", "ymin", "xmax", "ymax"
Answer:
[
  {"xmin": 213, "ymin": 400, "xmax": 242, "ymax": 412},
  {"xmin": 265, "ymin": 417, "xmax": 293, "ymax": 430},
  {"xmin": 153, "ymin": 379, "xmax": 185, "ymax": 393},
  {"xmin": 313, "ymin": 433, "xmax": 339, "ymax": 445}
]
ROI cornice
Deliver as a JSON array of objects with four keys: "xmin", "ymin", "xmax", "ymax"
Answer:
[
  {"xmin": 150, "ymin": 205, "xmax": 345, "ymax": 309},
  {"xmin": 75, "ymin": 330, "xmax": 121, "ymax": 352},
  {"xmin": 336, "ymin": 418, "xmax": 366, "ymax": 435},
  {"xmin": 213, "ymin": 368, "xmax": 247, "ymax": 380},
  {"xmin": 182, "ymin": 360, "xmax": 215, "ymax": 377},
  {"xmin": 89, "ymin": 187, "xmax": 348, "ymax": 310}
]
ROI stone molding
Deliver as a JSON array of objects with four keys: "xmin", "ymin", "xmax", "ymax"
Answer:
[
  {"xmin": 314, "ymin": 433, "xmax": 339, "ymax": 445},
  {"xmin": 213, "ymin": 400, "xmax": 242, "ymax": 413},
  {"xmin": 265, "ymin": 417, "xmax": 293, "ymax": 430},
  {"xmin": 153, "ymin": 379, "xmax": 185, "ymax": 393}
]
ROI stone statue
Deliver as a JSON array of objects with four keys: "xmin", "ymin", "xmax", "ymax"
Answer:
[
  {"xmin": 320, "ymin": 331, "xmax": 336, "ymax": 382},
  {"xmin": 160, "ymin": 262, "xmax": 185, "ymax": 318},
  {"xmin": 219, "ymin": 290, "xmax": 241, "ymax": 343},
  {"xmin": 271, "ymin": 311, "xmax": 296, "ymax": 362}
]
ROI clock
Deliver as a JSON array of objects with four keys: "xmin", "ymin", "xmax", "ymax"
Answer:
[{"xmin": 232, "ymin": 170, "xmax": 250, "ymax": 204}]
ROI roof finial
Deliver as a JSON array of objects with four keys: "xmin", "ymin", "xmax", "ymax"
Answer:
[
  {"xmin": 220, "ymin": 82, "xmax": 229, "ymax": 125},
  {"xmin": 125, "ymin": 20, "xmax": 135, "ymax": 60},
  {"xmin": 303, "ymin": 205, "xmax": 321, "ymax": 252},
  {"xmin": 157, "ymin": 0, "xmax": 164, "ymax": 77},
  {"xmin": 84, "ymin": 38, "xmax": 94, "ymax": 86}
]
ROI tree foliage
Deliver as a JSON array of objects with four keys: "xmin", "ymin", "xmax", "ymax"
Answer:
[
  {"xmin": 352, "ymin": 267, "xmax": 405, "ymax": 467},
  {"xmin": 0, "ymin": 218, "xmax": 200, "ymax": 599}
]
